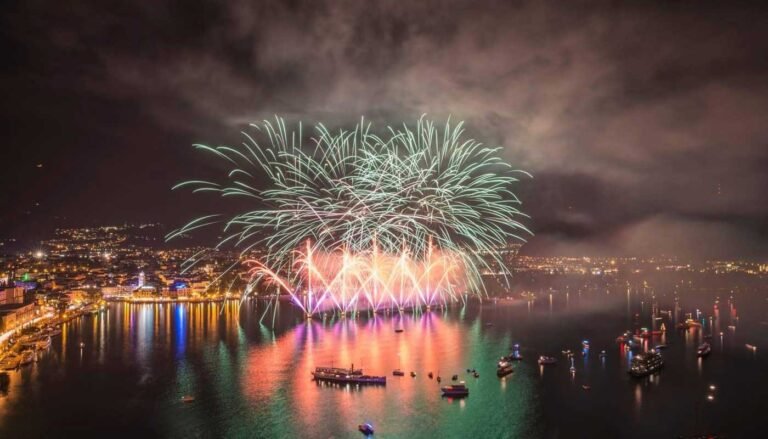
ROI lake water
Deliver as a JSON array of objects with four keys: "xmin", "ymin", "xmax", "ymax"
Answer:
[{"xmin": 0, "ymin": 273, "xmax": 766, "ymax": 438}]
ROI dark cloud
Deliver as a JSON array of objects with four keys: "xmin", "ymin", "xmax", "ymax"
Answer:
[{"xmin": 1, "ymin": 0, "xmax": 767, "ymax": 258}]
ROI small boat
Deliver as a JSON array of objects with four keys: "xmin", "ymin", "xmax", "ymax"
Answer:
[
  {"xmin": 0, "ymin": 355, "xmax": 20, "ymax": 371},
  {"xmin": 654, "ymin": 344, "xmax": 668, "ymax": 350},
  {"xmin": 497, "ymin": 361, "xmax": 514, "ymax": 377},
  {"xmin": 428, "ymin": 372, "xmax": 433, "ymax": 379},
  {"xmin": 582, "ymin": 385, "xmax": 591, "ymax": 390},
  {"xmin": 20, "ymin": 350, "xmax": 35, "ymax": 366},
  {"xmin": 703, "ymin": 334, "xmax": 713, "ymax": 340},
  {"xmin": 504, "ymin": 351, "xmax": 523, "ymax": 361},
  {"xmin": 393, "ymin": 369, "xmax": 405, "ymax": 377},
  {"xmin": 538, "ymin": 356, "xmax": 557, "ymax": 365},
  {"xmin": 569, "ymin": 366, "xmax": 576, "ymax": 374},
  {"xmin": 410, "ymin": 371, "xmax": 416, "ymax": 378},
  {"xmin": 79, "ymin": 342, "xmax": 85, "ymax": 349},
  {"xmin": 697, "ymin": 342, "xmax": 711, "ymax": 357},
  {"xmin": 727, "ymin": 325, "xmax": 736, "ymax": 330},
  {"xmin": 394, "ymin": 328, "xmax": 404, "ymax": 333},
  {"xmin": 599, "ymin": 350, "xmax": 607, "ymax": 358},
  {"xmin": 451, "ymin": 374, "xmax": 458, "ymax": 381},
  {"xmin": 358, "ymin": 423, "xmax": 375, "ymax": 435},
  {"xmin": 436, "ymin": 376, "xmax": 442, "ymax": 383},
  {"xmin": 629, "ymin": 351, "xmax": 664, "ymax": 377},
  {"xmin": 473, "ymin": 372, "xmax": 480, "ymax": 378},
  {"xmin": 181, "ymin": 395, "xmax": 195, "ymax": 403},
  {"xmin": 746, "ymin": 344, "xmax": 757, "ymax": 352},
  {"xmin": 441, "ymin": 382, "xmax": 469, "ymax": 397}
]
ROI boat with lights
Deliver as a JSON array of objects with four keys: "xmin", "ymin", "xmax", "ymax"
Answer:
[{"xmin": 628, "ymin": 351, "xmax": 664, "ymax": 377}]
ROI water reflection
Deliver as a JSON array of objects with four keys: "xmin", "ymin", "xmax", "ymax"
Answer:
[{"xmin": 0, "ymin": 280, "xmax": 766, "ymax": 438}]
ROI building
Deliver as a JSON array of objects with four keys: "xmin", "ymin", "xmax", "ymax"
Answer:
[
  {"xmin": 0, "ymin": 286, "xmax": 24, "ymax": 305},
  {"xmin": 0, "ymin": 302, "xmax": 37, "ymax": 332}
]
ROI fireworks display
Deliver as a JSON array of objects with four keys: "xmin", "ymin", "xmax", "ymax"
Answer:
[{"xmin": 170, "ymin": 116, "xmax": 530, "ymax": 315}]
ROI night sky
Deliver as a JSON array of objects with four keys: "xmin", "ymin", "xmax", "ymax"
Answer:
[{"xmin": 1, "ymin": 0, "xmax": 767, "ymax": 258}]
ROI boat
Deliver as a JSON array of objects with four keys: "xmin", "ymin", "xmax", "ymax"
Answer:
[
  {"xmin": 496, "ymin": 360, "xmax": 514, "ymax": 377},
  {"xmin": 0, "ymin": 355, "xmax": 20, "ymax": 371},
  {"xmin": 473, "ymin": 371, "xmax": 480, "ymax": 378},
  {"xmin": 358, "ymin": 423, "xmax": 375, "ymax": 435},
  {"xmin": 654, "ymin": 344, "xmax": 668, "ymax": 350},
  {"xmin": 394, "ymin": 328, "xmax": 404, "ymax": 333},
  {"xmin": 36, "ymin": 336, "xmax": 51, "ymax": 350},
  {"xmin": 582, "ymin": 385, "xmax": 591, "ymax": 391},
  {"xmin": 392, "ymin": 369, "xmax": 405, "ymax": 377},
  {"xmin": 628, "ymin": 351, "xmax": 664, "ymax": 377},
  {"xmin": 538, "ymin": 356, "xmax": 557, "ymax": 365},
  {"xmin": 410, "ymin": 371, "xmax": 416, "ymax": 378},
  {"xmin": 697, "ymin": 342, "xmax": 711, "ymax": 357},
  {"xmin": 504, "ymin": 351, "xmax": 523, "ymax": 361},
  {"xmin": 312, "ymin": 366, "xmax": 386, "ymax": 386},
  {"xmin": 79, "ymin": 342, "xmax": 85, "ymax": 349},
  {"xmin": 436, "ymin": 376, "xmax": 442, "ymax": 383},
  {"xmin": 441, "ymin": 382, "xmax": 469, "ymax": 397},
  {"xmin": 746, "ymin": 344, "xmax": 757, "ymax": 352},
  {"xmin": 428, "ymin": 372, "xmax": 433, "ymax": 379},
  {"xmin": 599, "ymin": 350, "xmax": 607, "ymax": 358},
  {"xmin": 180, "ymin": 395, "xmax": 195, "ymax": 403},
  {"xmin": 20, "ymin": 350, "xmax": 35, "ymax": 366},
  {"xmin": 314, "ymin": 365, "xmax": 363, "ymax": 376},
  {"xmin": 451, "ymin": 374, "xmax": 458, "ymax": 381}
]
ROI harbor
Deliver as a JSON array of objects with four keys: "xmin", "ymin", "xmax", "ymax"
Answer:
[{"xmin": 0, "ymin": 275, "xmax": 765, "ymax": 438}]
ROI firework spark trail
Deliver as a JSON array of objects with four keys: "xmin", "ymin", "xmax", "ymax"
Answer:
[{"xmin": 169, "ymin": 116, "xmax": 531, "ymax": 315}]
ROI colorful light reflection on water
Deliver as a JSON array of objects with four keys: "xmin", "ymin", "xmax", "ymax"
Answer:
[{"xmin": 0, "ymin": 280, "xmax": 767, "ymax": 438}]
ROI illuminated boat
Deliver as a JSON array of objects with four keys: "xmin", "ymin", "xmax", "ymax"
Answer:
[
  {"xmin": 697, "ymin": 342, "xmax": 711, "ymax": 357},
  {"xmin": 746, "ymin": 344, "xmax": 757, "ymax": 352},
  {"xmin": 312, "ymin": 366, "xmax": 386, "ymax": 385},
  {"xmin": 538, "ymin": 356, "xmax": 557, "ymax": 365},
  {"xmin": 392, "ymin": 369, "xmax": 405, "ymax": 376},
  {"xmin": 0, "ymin": 354, "xmax": 20, "ymax": 371},
  {"xmin": 503, "ymin": 351, "xmax": 523, "ymax": 361},
  {"xmin": 628, "ymin": 351, "xmax": 664, "ymax": 377},
  {"xmin": 496, "ymin": 360, "xmax": 514, "ymax": 377},
  {"xmin": 314, "ymin": 365, "xmax": 363, "ymax": 376},
  {"xmin": 441, "ymin": 382, "xmax": 469, "ymax": 397},
  {"xmin": 19, "ymin": 350, "xmax": 35, "ymax": 366},
  {"xmin": 358, "ymin": 423, "xmax": 375, "ymax": 435}
]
